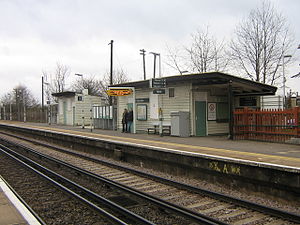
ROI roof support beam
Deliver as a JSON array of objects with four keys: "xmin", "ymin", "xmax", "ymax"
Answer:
[{"xmin": 234, "ymin": 91, "xmax": 275, "ymax": 96}]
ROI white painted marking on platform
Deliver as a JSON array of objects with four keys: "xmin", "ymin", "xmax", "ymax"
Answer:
[{"xmin": 0, "ymin": 178, "xmax": 41, "ymax": 225}]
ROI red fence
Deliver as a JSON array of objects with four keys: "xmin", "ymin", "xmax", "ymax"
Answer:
[{"xmin": 234, "ymin": 107, "xmax": 300, "ymax": 142}]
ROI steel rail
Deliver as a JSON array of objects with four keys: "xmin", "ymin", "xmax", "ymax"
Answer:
[
  {"xmin": 0, "ymin": 144, "xmax": 154, "ymax": 225},
  {"xmin": 1, "ymin": 132, "xmax": 300, "ymax": 223},
  {"xmin": 0, "ymin": 135, "xmax": 226, "ymax": 225}
]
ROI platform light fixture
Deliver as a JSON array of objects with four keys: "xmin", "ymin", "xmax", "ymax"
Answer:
[
  {"xmin": 282, "ymin": 55, "xmax": 292, "ymax": 108},
  {"xmin": 75, "ymin": 73, "xmax": 83, "ymax": 77}
]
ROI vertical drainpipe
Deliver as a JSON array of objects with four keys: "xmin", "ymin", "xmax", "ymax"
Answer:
[{"xmin": 228, "ymin": 80, "xmax": 234, "ymax": 140}]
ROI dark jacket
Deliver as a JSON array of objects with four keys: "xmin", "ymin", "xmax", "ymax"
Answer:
[
  {"xmin": 127, "ymin": 110, "xmax": 133, "ymax": 122},
  {"xmin": 122, "ymin": 110, "xmax": 128, "ymax": 123}
]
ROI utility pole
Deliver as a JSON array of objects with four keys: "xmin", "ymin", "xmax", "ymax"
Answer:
[
  {"xmin": 149, "ymin": 52, "xmax": 160, "ymax": 78},
  {"xmin": 140, "ymin": 49, "xmax": 146, "ymax": 80},
  {"xmin": 108, "ymin": 40, "xmax": 114, "ymax": 105}
]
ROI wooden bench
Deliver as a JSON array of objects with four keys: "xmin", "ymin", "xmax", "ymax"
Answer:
[
  {"xmin": 147, "ymin": 124, "xmax": 159, "ymax": 134},
  {"xmin": 147, "ymin": 123, "xmax": 171, "ymax": 136},
  {"xmin": 162, "ymin": 125, "xmax": 171, "ymax": 136}
]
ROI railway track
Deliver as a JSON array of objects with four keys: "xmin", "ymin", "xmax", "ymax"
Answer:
[
  {"xmin": 0, "ymin": 132, "xmax": 299, "ymax": 225},
  {"xmin": 0, "ymin": 144, "xmax": 162, "ymax": 224},
  {"xmin": 0, "ymin": 135, "xmax": 224, "ymax": 225}
]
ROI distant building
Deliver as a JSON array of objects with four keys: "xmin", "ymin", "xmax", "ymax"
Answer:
[
  {"xmin": 52, "ymin": 89, "xmax": 105, "ymax": 126},
  {"xmin": 260, "ymin": 95, "xmax": 283, "ymax": 109}
]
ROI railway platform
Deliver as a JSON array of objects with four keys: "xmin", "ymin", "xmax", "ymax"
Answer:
[
  {"xmin": 0, "ymin": 176, "xmax": 41, "ymax": 225},
  {"xmin": 0, "ymin": 121, "xmax": 299, "ymax": 168}
]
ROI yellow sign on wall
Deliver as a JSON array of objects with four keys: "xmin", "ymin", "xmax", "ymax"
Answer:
[{"xmin": 106, "ymin": 88, "xmax": 133, "ymax": 96}]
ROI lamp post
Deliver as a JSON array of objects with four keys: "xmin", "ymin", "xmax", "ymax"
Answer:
[
  {"xmin": 42, "ymin": 76, "xmax": 50, "ymax": 123},
  {"xmin": 44, "ymin": 82, "xmax": 50, "ymax": 125},
  {"xmin": 75, "ymin": 73, "xmax": 84, "ymax": 89},
  {"xmin": 41, "ymin": 76, "xmax": 47, "ymax": 112},
  {"xmin": 23, "ymin": 93, "xmax": 26, "ymax": 122},
  {"xmin": 0, "ymin": 103, "xmax": 2, "ymax": 120},
  {"xmin": 7, "ymin": 93, "xmax": 12, "ymax": 120},
  {"xmin": 2, "ymin": 104, "xmax": 5, "ymax": 120},
  {"xmin": 15, "ymin": 89, "xmax": 21, "ymax": 121},
  {"xmin": 149, "ymin": 52, "xmax": 161, "ymax": 78},
  {"xmin": 292, "ymin": 45, "xmax": 300, "ymax": 78},
  {"xmin": 282, "ymin": 55, "xmax": 292, "ymax": 108}
]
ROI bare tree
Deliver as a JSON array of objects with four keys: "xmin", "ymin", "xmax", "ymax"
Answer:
[
  {"xmin": 165, "ymin": 45, "xmax": 188, "ymax": 75},
  {"xmin": 71, "ymin": 76, "xmax": 103, "ymax": 96},
  {"xmin": 291, "ymin": 71, "xmax": 300, "ymax": 78},
  {"xmin": 70, "ymin": 69, "xmax": 130, "ymax": 103},
  {"xmin": 13, "ymin": 85, "xmax": 39, "ymax": 107},
  {"xmin": 43, "ymin": 62, "xmax": 70, "ymax": 103},
  {"xmin": 1, "ymin": 92, "xmax": 13, "ymax": 105},
  {"xmin": 1, "ymin": 85, "xmax": 39, "ymax": 121},
  {"xmin": 52, "ymin": 62, "xmax": 70, "ymax": 93},
  {"xmin": 230, "ymin": 1, "xmax": 294, "ymax": 85},
  {"xmin": 166, "ymin": 27, "xmax": 229, "ymax": 74},
  {"xmin": 102, "ymin": 69, "xmax": 130, "ymax": 103}
]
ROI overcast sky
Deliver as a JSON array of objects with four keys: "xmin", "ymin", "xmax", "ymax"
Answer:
[{"xmin": 0, "ymin": 0, "xmax": 299, "ymax": 101}]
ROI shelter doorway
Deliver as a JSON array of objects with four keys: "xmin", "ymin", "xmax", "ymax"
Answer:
[{"xmin": 195, "ymin": 101, "xmax": 206, "ymax": 136}]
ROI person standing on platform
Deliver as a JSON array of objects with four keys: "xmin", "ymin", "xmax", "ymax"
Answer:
[
  {"xmin": 122, "ymin": 108, "xmax": 128, "ymax": 133},
  {"xmin": 127, "ymin": 109, "xmax": 133, "ymax": 133}
]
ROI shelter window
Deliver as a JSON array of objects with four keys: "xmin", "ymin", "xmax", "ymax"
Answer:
[
  {"xmin": 169, "ymin": 88, "xmax": 175, "ymax": 98},
  {"xmin": 216, "ymin": 102, "xmax": 229, "ymax": 123},
  {"xmin": 78, "ymin": 96, "xmax": 83, "ymax": 101}
]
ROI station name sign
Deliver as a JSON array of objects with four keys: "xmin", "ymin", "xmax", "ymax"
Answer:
[{"xmin": 106, "ymin": 88, "xmax": 133, "ymax": 96}]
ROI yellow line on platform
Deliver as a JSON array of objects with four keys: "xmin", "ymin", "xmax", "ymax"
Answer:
[{"xmin": 14, "ymin": 123, "xmax": 300, "ymax": 165}]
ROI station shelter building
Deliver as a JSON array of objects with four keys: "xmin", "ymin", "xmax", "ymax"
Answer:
[
  {"xmin": 109, "ymin": 72, "xmax": 277, "ymax": 137},
  {"xmin": 52, "ymin": 89, "xmax": 105, "ymax": 126}
]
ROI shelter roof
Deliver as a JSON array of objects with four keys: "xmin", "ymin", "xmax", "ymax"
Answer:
[
  {"xmin": 51, "ymin": 91, "xmax": 76, "ymax": 97},
  {"xmin": 110, "ymin": 72, "xmax": 277, "ymax": 96}
]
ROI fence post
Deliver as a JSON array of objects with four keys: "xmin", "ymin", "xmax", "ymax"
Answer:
[{"xmin": 294, "ymin": 107, "xmax": 299, "ymax": 137}]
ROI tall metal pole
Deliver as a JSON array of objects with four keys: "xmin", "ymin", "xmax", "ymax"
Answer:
[
  {"xmin": 153, "ymin": 54, "xmax": 157, "ymax": 78},
  {"xmin": 108, "ymin": 40, "xmax": 115, "ymax": 130},
  {"xmin": 140, "ymin": 49, "xmax": 146, "ymax": 80},
  {"xmin": 24, "ymin": 99, "xmax": 26, "ymax": 122},
  {"xmin": 42, "ymin": 76, "xmax": 44, "ymax": 112},
  {"xmin": 3, "ymin": 105, "xmax": 7, "ymax": 120},
  {"xmin": 158, "ymin": 53, "xmax": 161, "ymax": 78},
  {"xmin": 282, "ymin": 55, "xmax": 292, "ymax": 109},
  {"xmin": 150, "ymin": 52, "xmax": 159, "ymax": 78},
  {"xmin": 16, "ymin": 89, "xmax": 20, "ymax": 121},
  {"xmin": 8, "ymin": 93, "xmax": 12, "ymax": 120},
  {"xmin": 9, "ymin": 103, "xmax": 11, "ymax": 120},
  {"xmin": 108, "ymin": 40, "xmax": 114, "ymax": 105},
  {"xmin": 110, "ymin": 40, "xmax": 113, "ymax": 86}
]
